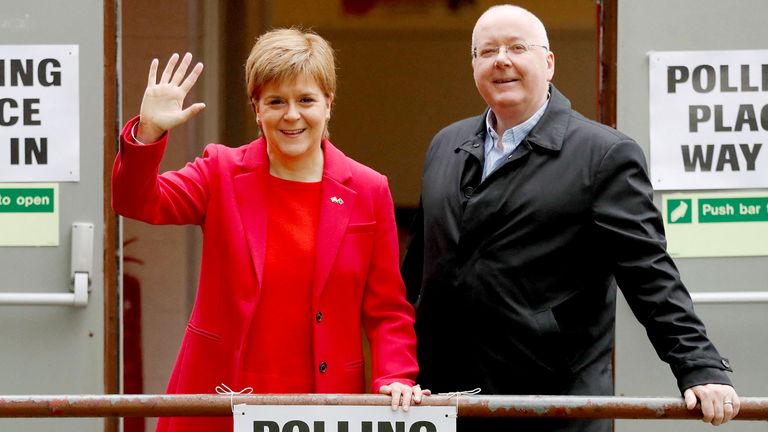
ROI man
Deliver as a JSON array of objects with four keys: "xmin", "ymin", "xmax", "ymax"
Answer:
[{"xmin": 402, "ymin": 5, "xmax": 739, "ymax": 432}]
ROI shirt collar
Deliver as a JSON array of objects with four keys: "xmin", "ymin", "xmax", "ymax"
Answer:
[{"xmin": 484, "ymin": 96, "xmax": 550, "ymax": 151}]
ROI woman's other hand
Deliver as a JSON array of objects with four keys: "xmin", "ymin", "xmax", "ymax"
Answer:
[
  {"xmin": 137, "ymin": 52, "xmax": 206, "ymax": 143},
  {"xmin": 379, "ymin": 383, "xmax": 431, "ymax": 411}
]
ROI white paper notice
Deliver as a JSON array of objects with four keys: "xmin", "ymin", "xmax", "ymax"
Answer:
[{"xmin": 0, "ymin": 45, "xmax": 80, "ymax": 182}]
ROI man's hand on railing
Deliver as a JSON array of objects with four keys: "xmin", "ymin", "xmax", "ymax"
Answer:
[
  {"xmin": 379, "ymin": 382, "xmax": 432, "ymax": 411},
  {"xmin": 684, "ymin": 383, "xmax": 740, "ymax": 425}
]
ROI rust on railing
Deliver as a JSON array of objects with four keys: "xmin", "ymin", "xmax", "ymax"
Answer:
[{"xmin": 0, "ymin": 395, "xmax": 767, "ymax": 420}]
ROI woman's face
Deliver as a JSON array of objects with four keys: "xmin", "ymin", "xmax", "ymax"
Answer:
[{"xmin": 254, "ymin": 75, "xmax": 333, "ymax": 164}]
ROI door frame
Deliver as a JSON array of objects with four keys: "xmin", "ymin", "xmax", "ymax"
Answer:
[{"xmin": 103, "ymin": 0, "xmax": 119, "ymax": 431}]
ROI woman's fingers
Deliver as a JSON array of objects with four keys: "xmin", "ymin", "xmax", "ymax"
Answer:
[
  {"xmin": 179, "ymin": 102, "xmax": 207, "ymax": 123},
  {"xmin": 160, "ymin": 53, "xmax": 179, "ymax": 84},
  {"xmin": 180, "ymin": 61, "xmax": 204, "ymax": 94},
  {"xmin": 147, "ymin": 53, "xmax": 203, "ymax": 95},
  {"xmin": 379, "ymin": 383, "xmax": 430, "ymax": 411},
  {"xmin": 399, "ymin": 385, "xmax": 414, "ymax": 411},
  {"xmin": 140, "ymin": 52, "xmax": 205, "ymax": 134},
  {"xmin": 171, "ymin": 53, "xmax": 193, "ymax": 86},
  {"xmin": 147, "ymin": 58, "xmax": 159, "ymax": 87},
  {"xmin": 412, "ymin": 385, "xmax": 431, "ymax": 403}
]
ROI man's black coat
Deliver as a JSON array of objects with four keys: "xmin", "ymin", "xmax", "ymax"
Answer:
[{"xmin": 402, "ymin": 85, "xmax": 732, "ymax": 432}]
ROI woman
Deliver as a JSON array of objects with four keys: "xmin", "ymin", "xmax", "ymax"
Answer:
[{"xmin": 113, "ymin": 28, "xmax": 427, "ymax": 432}]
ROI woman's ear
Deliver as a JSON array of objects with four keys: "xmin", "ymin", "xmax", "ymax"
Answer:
[
  {"xmin": 250, "ymin": 98, "xmax": 261, "ymax": 121},
  {"xmin": 325, "ymin": 93, "xmax": 334, "ymax": 120}
]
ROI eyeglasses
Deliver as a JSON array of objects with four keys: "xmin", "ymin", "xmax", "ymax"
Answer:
[{"xmin": 472, "ymin": 42, "xmax": 549, "ymax": 60}]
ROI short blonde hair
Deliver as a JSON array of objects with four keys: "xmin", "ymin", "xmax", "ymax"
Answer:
[{"xmin": 245, "ymin": 28, "xmax": 336, "ymax": 101}]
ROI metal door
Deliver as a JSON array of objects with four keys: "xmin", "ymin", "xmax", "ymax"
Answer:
[
  {"xmin": 613, "ymin": 0, "xmax": 768, "ymax": 431},
  {"xmin": 0, "ymin": 1, "xmax": 116, "ymax": 431}
]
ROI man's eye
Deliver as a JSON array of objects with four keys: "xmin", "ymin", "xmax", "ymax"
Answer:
[
  {"xmin": 510, "ymin": 43, "xmax": 527, "ymax": 54},
  {"xmin": 480, "ymin": 48, "xmax": 498, "ymax": 57}
]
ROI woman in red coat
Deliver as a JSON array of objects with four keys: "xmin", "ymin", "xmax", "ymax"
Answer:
[{"xmin": 112, "ymin": 28, "xmax": 427, "ymax": 432}]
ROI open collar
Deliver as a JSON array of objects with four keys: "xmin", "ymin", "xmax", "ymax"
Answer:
[{"xmin": 241, "ymin": 136, "xmax": 352, "ymax": 184}]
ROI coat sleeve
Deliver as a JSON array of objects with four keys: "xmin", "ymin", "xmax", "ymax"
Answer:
[
  {"xmin": 401, "ymin": 200, "xmax": 425, "ymax": 306},
  {"xmin": 401, "ymin": 129, "xmax": 445, "ymax": 307},
  {"xmin": 592, "ymin": 138, "xmax": 733, "ymax": 392},
  {"xmin": 362, "ymin": 175, "xmax": 419, "ymax": 391},
  {"xmin": 112, "ymin": 116, "xmax": 212, "ymax": 226}
]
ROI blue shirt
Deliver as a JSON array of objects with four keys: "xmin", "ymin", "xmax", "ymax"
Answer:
[{"xmin": 482, "ymin": 99, "xmax": 549, "ymax": 180}]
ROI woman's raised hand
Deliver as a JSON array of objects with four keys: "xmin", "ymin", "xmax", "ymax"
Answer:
[{"xmin": 137, "ymin": 53, "xmax": 206, "ymax": 143}]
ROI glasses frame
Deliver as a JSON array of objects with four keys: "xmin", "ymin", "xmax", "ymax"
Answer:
[{"xmin": 472, "ymin": 41, "xmax": 549, "ymax": 60}]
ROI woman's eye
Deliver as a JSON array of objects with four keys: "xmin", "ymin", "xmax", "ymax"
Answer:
[
  {"xmin": 300, "ymin": 97, "xmax": 316, "ymax": 104},
  {"xmin": 267, "ymin": 99, "xmax": 284, "ymax": 106}
]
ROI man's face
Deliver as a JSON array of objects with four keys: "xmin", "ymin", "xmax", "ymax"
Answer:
[{"xmin": 471, "ymin": 7, "xmax": 554, "ymax": 123}]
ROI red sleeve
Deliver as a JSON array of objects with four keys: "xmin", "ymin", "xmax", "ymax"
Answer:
[
  {"xmin": 362, "ymin": 175, "xmax": 419, "ymax": 391},
  {"xmin": 112, "ymin": 116, "xmax": 211, "ymax": 225}
]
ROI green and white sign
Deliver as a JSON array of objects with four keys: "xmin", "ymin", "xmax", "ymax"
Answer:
[
  {"xmin": 663, "ymin": 191, "xmax": 768, "ymax": 257},
  {"xmin": 0, "ymin": 183, "xmax": 58, "ymax": 246}
]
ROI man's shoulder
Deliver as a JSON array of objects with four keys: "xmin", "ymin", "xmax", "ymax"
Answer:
[
  {"xmin": 436, "ymin": 113, "xmax": 484, "ymax": 137},
  {"xmin": 430, "ymin": 113, "xmax": 485, "ymax": 150},
  {"xmin": 566, "ymin": 110, "xmax": 633, "ymax": 144},
  {"xmin": 544, "ymin": 84, "xmax": 636, "ymax": 150},
  {"xmin": 556, "ymin": 111, "xmax": 648, "ymax": 168}
]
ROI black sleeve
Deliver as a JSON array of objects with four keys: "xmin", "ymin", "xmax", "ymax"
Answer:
[
  {"xmin": 592, "ymin": 139, "xmax": 732, "ymax": 392},
  {"xmin": 401, "ymin": 199, "xmax": 425, "ymax": 306}
]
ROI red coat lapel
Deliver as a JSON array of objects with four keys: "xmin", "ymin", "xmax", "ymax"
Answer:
[
  {"xmin": 234, "ymin": 138, "xmax": 270, "ymax": 292},
  {"xmin": 313, "ymin": 177, "xmax": 356, "ymax": 305},
  {"xmin": 314, "ymin": 140, "xmax": 357, "ymax": 304},
  {"xmin": 233, "ymin": 138, "xmax": 357, "ymax": 303}
]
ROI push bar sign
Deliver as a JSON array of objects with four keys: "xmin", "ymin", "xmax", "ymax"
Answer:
[
  {"xmin": 0, "ymin": 45, "xmax": 79, "ymax": 182},
  {"xmin": 234, "ymin": 406, "xmax": 456, "ymax": 432},
  {"xmin": 648, "ymin": 49, "xmax": 768, "ymax": 190}
]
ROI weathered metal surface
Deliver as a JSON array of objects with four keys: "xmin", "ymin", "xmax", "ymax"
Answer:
[{"xmin": 0, "ymin": 394, "xmax": 766, "ymax": 420}]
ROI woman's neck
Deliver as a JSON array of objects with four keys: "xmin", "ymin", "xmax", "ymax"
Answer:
[{"xmin": 267, "ymin": 147, "xmax": 324, "ymax": 182}]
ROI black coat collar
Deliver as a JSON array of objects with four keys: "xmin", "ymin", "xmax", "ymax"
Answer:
[{"xmin": 455, "ymin": 84, "xmax": 572, "ymax": 155}]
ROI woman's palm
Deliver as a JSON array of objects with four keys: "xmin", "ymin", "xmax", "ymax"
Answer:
[{"xmin": 138, "ymin": 52, "xmax": 205, "ymax": 141}]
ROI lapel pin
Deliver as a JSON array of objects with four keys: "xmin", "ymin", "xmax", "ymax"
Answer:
[{"xmin": 330, "ymin": 196, "xmax": 344, "ymax": 205}]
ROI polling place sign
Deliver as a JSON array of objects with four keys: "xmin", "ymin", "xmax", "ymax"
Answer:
[
  {"xmin": 0, "ymin": 45, "xmax": 79, "ymax": 182},
  {"xmin": 234, "ymin": 405, "xmax": 456, "ymax": 432},
  {"xmin": 648, "ymin": 50, "xmax": 768, "ymax": 190}
]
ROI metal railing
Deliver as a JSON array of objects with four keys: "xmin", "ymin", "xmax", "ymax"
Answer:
[{"xmin": 0, "ymin": 394, "xmax": 767, "ymax": 420}]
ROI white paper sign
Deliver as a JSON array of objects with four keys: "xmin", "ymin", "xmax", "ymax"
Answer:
[
  {"xmin": 234, "ymin": 405, "xmax": 456, "ymax": 432},
  {"xmin": 648, "ymin": 49, "xmax": 768, "ymax": 190},
  {"xmin": 0, "ymin": 45, "xmax": 80, "ymax": 182}
]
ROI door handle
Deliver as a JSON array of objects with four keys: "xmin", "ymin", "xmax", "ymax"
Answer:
[
  {"xmin": 690, "ymin": 291, "xmax": 768, "ymax": 304},
  {"xmin": 0, "ymin": 222, "xmax": 92, "ymax": 307}
]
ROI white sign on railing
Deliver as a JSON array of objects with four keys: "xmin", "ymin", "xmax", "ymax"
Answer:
[{"xmin": 234, "ymin": 405, "xmax": 456, "ymax": 432}]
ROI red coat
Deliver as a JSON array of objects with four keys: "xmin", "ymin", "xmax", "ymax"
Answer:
[{"xmin": 112, "ymin": 118, "xmax": 418, "ymax": 432}]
